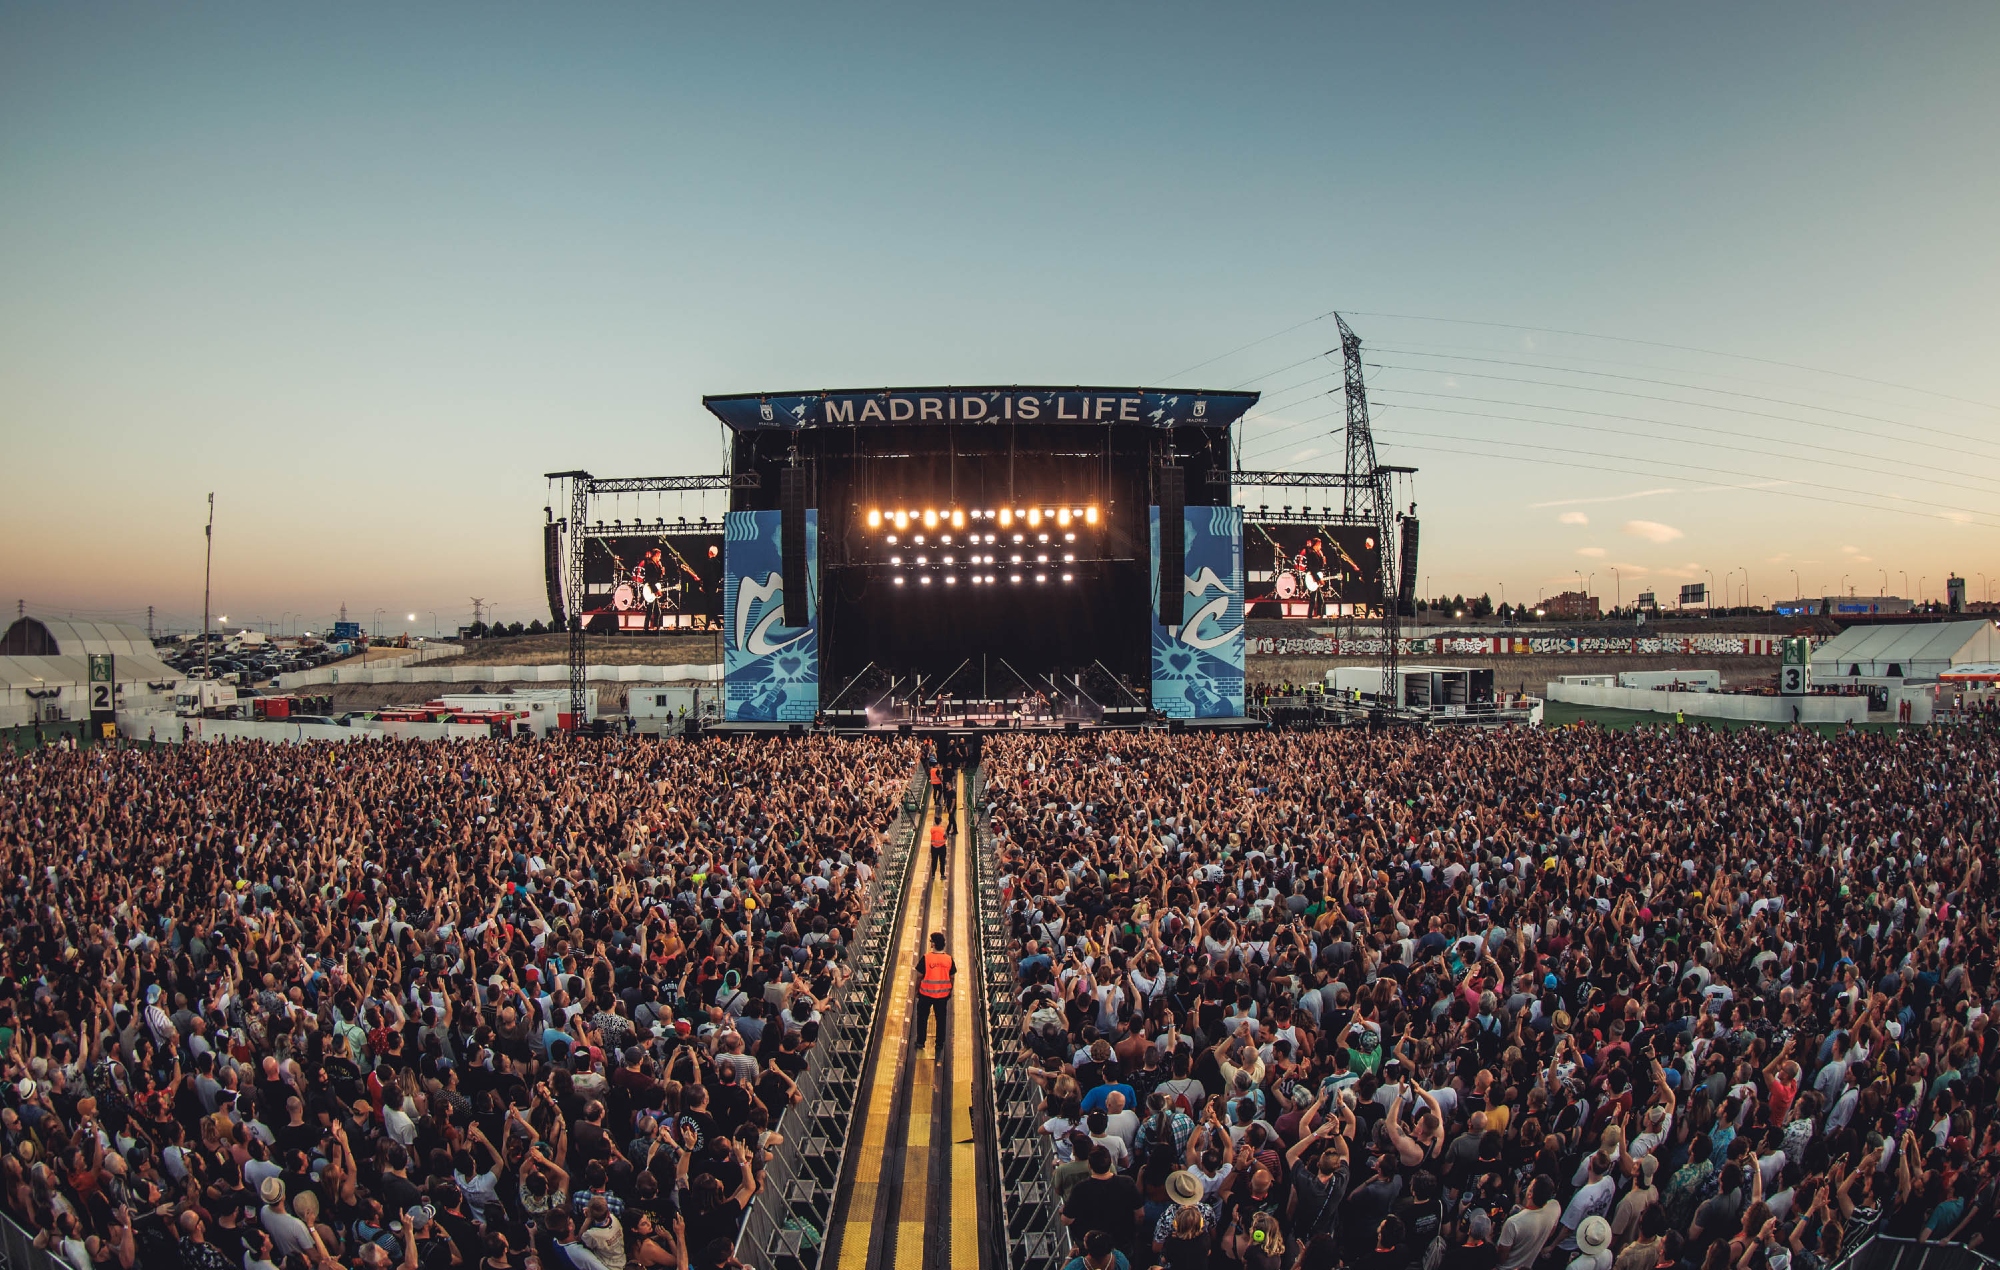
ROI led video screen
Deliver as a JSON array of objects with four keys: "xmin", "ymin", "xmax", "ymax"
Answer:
[
  {"xmin": 1245, "ymin": 521, "xmax": 1381, "ymax": 617},
  {"xmin": 582, "ymin": 529, "xmax": 724, "ymax": 630}
]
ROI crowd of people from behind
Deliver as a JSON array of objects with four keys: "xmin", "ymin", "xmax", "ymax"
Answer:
[
  {"xmin": 985, "ymin": 717, "xmax": 2000, "ymax": 1270},
  {"xmin": 0, "ymin": 733, "xmax": 914, "ymax": 1270}
]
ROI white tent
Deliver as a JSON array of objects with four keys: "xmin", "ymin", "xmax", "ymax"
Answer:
[
  {"xmin": 1810, "ymin": 619, "xmax": 2000, "ymax": 683},
  {"xmin": 0, "ymin": 617, "xmax": 182, "ymax": 726}
]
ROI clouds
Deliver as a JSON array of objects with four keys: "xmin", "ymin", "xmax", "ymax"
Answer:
[
  {"xmin": 1623, "ymin": 519, "xmax": 1684, "ymax": 544},
  {"xmin": 1558, "ymin": 511, "xmax": 1589, "ymax": 525},
  {"xmin": 1577, "ymin": 546, "xmax": 1607, "ymax": 557}
]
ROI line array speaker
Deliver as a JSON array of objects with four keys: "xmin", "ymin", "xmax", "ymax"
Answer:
[
  {"xmin": 1398, "ymin": 517, "xmax": 1420, "ymax": 615},
  {"xmin": 780, "ymin": 467, "xmax": 808, "ymax": 627},
  {"xmin": 1157, "ymin": 464, "xmax": 1184, "ymax": 627},
  {"xmin": 543, "ymin": 521, "xmax": 566, "ymax": 626}
]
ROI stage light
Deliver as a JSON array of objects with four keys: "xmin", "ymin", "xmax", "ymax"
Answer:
[
  {"xmin": 951, "ymin": 509, "xmax": 965, "ymax": 528},
  {"xmin": 923, "ymin": 508, "xmax": 939, "ymax": 528},
  {"xmin": 1011, "ymin": 554, "xmax": 1023, "ymax": 564},
  {"xmin": 894, "ymin": 510, "xmax": 908, "ymax": 529},
  {"xmin": 890, "ymin": 556, "xmax": 902, "ymax": 565},
  {"xmin": 1027, "ymin": 508, "xmax": 1040, "ymax": 527},
  {"xmin": 942, "ymin": 555, "xmax": 954, "ymax": 565},
  {"xmin": 941, "ymin": 533, "xmax": 952, "ymax": 544},
  {"xmin": 921, "ymin": 576, "xmax": 932, "ymax": 585},
  {"xmin": 914, "ymin": 534, "xmax": 925, "ymax": 544},
  {"xmin": 1062, "ymin": 573, "xmax": 1073, "ymax": 582},
  {"xmin": 866, "ymin": 509, "xmax": 881, "ymax": 528},
  {"xmin": 1064, "ymin": 533, "xmax": 1075, "ymax": 542},
  {"xmin": 887, "ymin": 534, "xmax": 897, "ymax": 544},
  {"xmin": 1011, "ymin": 574, "xmax": 1023, "ymax": 584},
  {"xmin": 998, "ymin": 508, "xmax": 1012, "ymax": 528},
  {"xmin": 1063, "ymin": 554, "xmax": 1074, "ymax": 563},
  {"xmin": 1013, "ymin": 533, "xmax": 1024, "ymax": 544},
  {"xmin": 1057, "ymin": 508, "xmax": 1071, "ymax": 527},
  {"xmin": 945, "ymin": 575, "xmax": 956, "ymax": 585},
  {"xmin": 1035, "ymin": 574, "xmax": 1047, "ymax": 583},
  {"xmin": 985, "ymin": 534, "xmax": 996, "ymax": 544},
  {"xmin": 894, "ymin": 576, "xmax": 905, "ymax": 586},
  {"xmin": 916, "ymin": 555, "xmax": 928, "ymax": 565},
  {"xmin": 1085, "ymin": 505, "xmax": 1099, "ymax": 525},
  {"xmin": 1038, "ymin": 534, "xmax": 1049, "ymax": 543},
  {"xmin": 1036, "ymin": 554, "xmax": 1048, "ymax": 563}
]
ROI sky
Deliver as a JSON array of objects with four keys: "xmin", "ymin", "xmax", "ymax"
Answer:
[{"xmin": 3, "ymin": 3, "xmax": 1997, "ymax": 634}]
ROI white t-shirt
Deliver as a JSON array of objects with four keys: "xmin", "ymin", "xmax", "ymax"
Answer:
[
  {"xmin": 1496, "ymin": 1201, "xmax": 1562, "ymax": 1270},
  {"xmin": 1558, "ymin": 1177, "xmax": 1616, "ymax": 1250}
]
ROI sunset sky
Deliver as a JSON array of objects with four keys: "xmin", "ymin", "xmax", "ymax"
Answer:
[{"xmin": 3, "ymin": 4, "xmax": 1996, "ymax": 633}]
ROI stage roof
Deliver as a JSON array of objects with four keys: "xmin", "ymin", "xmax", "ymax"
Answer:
[{"xmin": 702, "ymin": 386, "xmax": 1259, "ymax": 432}]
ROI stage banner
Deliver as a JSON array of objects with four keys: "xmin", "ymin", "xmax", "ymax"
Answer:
[
  {"xmin": 722, "ymin": 510, "xmax": 819, "ymax": 722},
  {"xmin": 1150, "ymin": 505, "xmax": 1245, "ymax": 718}
]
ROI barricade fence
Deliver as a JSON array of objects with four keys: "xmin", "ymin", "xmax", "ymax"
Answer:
[
  {"xmin": 973, "ymin": 769, "xmax": 1072, "ymax": 1270},
  {"xmin": 732, "ymin": 763, "xmax": 929, "ymax": 1270}
]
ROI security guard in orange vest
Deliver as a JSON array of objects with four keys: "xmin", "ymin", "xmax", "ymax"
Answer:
[
  {"xmin": 913, "ymin": 931, "xmax": 954, "ymax": 1055},
  {"xmin": 928, "ymin": 818, "xmax": 948, "ymax": 877}
]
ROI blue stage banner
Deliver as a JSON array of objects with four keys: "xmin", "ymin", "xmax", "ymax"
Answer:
[
  {"xmin": 1150, "ymin": 505, "xmax": 1245, "ymax": 719},
  {"xmin": 704, "ymin": 387, "xmax": 1259, "ymax": 432},
  {"xmin": 722, "ymin": 510, "xmax": 819, "ymax": 722}
]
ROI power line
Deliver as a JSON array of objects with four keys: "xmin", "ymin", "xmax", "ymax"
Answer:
[
  {"xmin": 1368, "ymin": 355, "xmax": 2000, "ymax": 455},
  {"xmin": 1369, "ymin": 339, "xmax": 1997, "ymax": 422},
  {"xmin": 1373, "ymin": 427, "xmax": 2000, "ymax": 529},
  {"xmin": 1372, "ymin": 391, "xmax": 2000, "ymax": 494},
  {"xmin": 1342, "ymin": 309, "xmax": 2000, "ymax": 414},
  {"xmin": 1157, "ymin": 308, "xmax": 1342, "ymax": 381}
]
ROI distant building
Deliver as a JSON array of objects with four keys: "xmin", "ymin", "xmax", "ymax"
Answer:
[
  {"xmin": 1544, "ymin": 590, "xmax": 1600, "ymax": 620},
  {"xmin": 1811, "ymin": 619, "xmax": 1999, "ymax": 684},
  {"xmin": 0, "ymin": 616, "xmax": 183, "ymax": 727}
]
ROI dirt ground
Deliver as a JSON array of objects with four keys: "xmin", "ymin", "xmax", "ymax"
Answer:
[
  {"xmin": 1247, "ymin": 653, "xmax": 1780, "ymax": 695},
  {"xmin": 438, "ymin": 632, "xmax": 722, "ymax": 667}
]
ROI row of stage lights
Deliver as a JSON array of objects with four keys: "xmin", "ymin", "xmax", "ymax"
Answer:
[
  {"xmin": 894, "ymin": 573, "xmax": 1074, "ymax": 586},
  {"xmin": 865, "ymin": 506, "xmax": 1099, "ymax": 531},
  {"xmin": 591, "ymin": 517, "xmax": 716, "ymax": 532}
]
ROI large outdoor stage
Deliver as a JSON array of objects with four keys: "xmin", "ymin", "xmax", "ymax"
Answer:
[
  {"xmin": 544, "ymin": 322, "xmax": 1413, "ymax": 731},
  {"xmin": 700, "ymin": 386, "xmax": 1257, "ymax": 728}
]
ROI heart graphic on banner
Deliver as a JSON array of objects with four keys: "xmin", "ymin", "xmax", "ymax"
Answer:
[
  {"xmin": 1168, "ymin": 652, "xmax": 1193, "ymax": 672},
  {"xmin": 777, "ymin": 656, "xmax": 804, "ymax": 676}
]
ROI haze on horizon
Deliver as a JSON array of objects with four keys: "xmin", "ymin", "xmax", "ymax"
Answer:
[{"xmin": 3, "ymin": 4, "xmax": 1996, "ymax": 634}]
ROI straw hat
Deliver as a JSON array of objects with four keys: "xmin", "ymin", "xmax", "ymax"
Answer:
[
  {"xmin": 1577, "ymin": 1216, "xmax": 1612, "ymax": 1255},
  {"xmin": 1166, "ymin": 1170, "xmax": 1203, "ymax": 1206}
]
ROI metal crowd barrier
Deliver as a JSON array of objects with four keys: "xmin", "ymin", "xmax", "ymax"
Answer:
[
  {"xmin": 0, "ymin": 1208, "xmax": 59, "ymax": 1270},
  {"xmin": 733, "ymin": 766, "xmax": 929, "ymax": 1270},
  {"xmin": 970, "ymin": 769, "xmax": 1072, "ymax": 1270},
  {"xmin": 1829, "ymin": 1237, "xmax": 1999, "ymax": 1270}
]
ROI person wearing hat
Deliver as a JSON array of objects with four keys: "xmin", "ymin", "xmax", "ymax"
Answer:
[
  {"xmin": 258, "ymin": 1175, "xmax": 315, "ymax": 1258},
  {"xmin": 1567, "ymin": 1216, "xmax": 1613, "ymax": 1270},
  {"xmin": 1151, "ymin": 1169, "xmax": 1215, "ymax": 1258}
]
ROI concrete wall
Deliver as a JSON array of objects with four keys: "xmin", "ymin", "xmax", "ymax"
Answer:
[
  {"xmin": 1545, "ymin": 682, "xmax": 1869, "ymax": 724},
  {"xmin": 278, "ymin": 661, "xmax": 720, "ymax": 690},
  {"xmin": 117, "ymin": 712, "xmax": 460, "ymax": 744}
]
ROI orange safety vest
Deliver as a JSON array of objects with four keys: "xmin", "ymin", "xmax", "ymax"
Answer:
[
  {"xmin": 929, "ymin": 824, "xmax": 946, "ymax": 849},
  {"xmin": 919, "ymin": 951, "xmax": 954, "ymax": 998}
]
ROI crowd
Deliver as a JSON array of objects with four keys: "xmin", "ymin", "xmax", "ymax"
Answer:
[
  {"xmin": 0, "ymin": 733, "xmax": 915, "ymax": 1270},
  {"xmin": 984, "ymin": 718, "xmax": 2000, "ymax": 1270}
]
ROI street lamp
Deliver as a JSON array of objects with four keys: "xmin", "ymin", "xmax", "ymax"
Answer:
[
  {"xmin": 1841, "ymin": 574, "xmax": 1850, "ymax": 597},
  {"xmin": 1611, "ymin": 568, "xmax": 1621, "ymax": 614},
  {"xmin": 428, "ymin": 611, "xmax": 438, "ymax": 638},
  {"xmin": 1790, "ymin": 568, "xmax": 1799, "ymax": 599},
  {"xmin": 1879, "ymin": 569, "xmax": 1887, "ymax": 596},
  {"xmin": 1705, "ymin": 569, "xmax": 1715, "ymax": 615},
  {"xmin": 1900, "ymin": 570, "xmax": 1909, "ymax": 598},
  {"xmin": 1919, "ymin": 576, "xmax": 1927, "ymax": 606},
  {"xmin": 372, "ymin": 607, "xmax": 385, "ymax": 640},
  {"xmin": 1738, "ymin": 566, "xmax": 1748, "ymax": 611}
]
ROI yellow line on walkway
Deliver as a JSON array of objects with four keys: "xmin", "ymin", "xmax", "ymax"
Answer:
[
  {"xmin": 896, "ymin": 860, "xmax": 947, "ymax": 1270},
  {"xmin": 837, "ymin": 797, "xmax": 935, "ymax": 1270},
  {"xmin": 945, "ymin": 770, "xmax": 980, "ymax": 1269}
]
